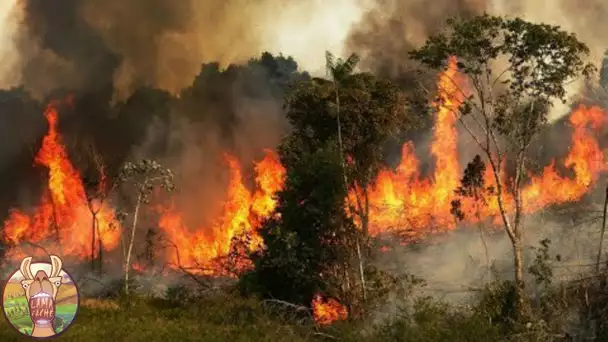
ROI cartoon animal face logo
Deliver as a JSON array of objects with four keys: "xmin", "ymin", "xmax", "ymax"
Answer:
[{"xmin": 19, "ymin": 255, "xmax": 64, "ymax": 338}]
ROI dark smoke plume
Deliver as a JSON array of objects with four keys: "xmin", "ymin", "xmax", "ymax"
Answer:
[
  {"xmin": 346, "ymin": 0, "xmax": 486, "ymax": 82},
  {"xmin": 347, "ymin": 0, "xmax": 608, "ymax": 121},
  {"xmin": 14, "ymin": 0, "xmax": 282, "ymax": 100},
  {"xmin": 0, "ymin": 0, "xmax": 309, "ymax": 232}
]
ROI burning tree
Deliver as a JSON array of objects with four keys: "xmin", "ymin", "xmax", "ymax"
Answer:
[
  {"xmin": 246, "ymin": 51, "xmax": 421, "ymax": 315},
  {"xmin": 117, "ymin": 159, "xmax": 175, "ymax": 295},
  {"xmin": 410, "ymin": 14, "xmax": 595, "ymax": 316},
  {"xmin": 79, "ymin": 140, "xmax": 118, "ymax": 275},
  {"xmin": 247, "ymin": 144, "xmax": 359, "ymax": 309}
]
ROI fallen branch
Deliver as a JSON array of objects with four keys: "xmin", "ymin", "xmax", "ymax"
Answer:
[{"xmin": 163, "ymin": 239, "xmax": 212, "ymax": 289}]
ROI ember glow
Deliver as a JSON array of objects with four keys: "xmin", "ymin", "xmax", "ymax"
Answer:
[{"xmin": 312, "ymin": 294, "xmax": 348, "ymax": 325}]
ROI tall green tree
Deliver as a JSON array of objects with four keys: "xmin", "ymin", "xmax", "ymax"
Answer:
[
  {"xmin": 245, "ymin": 52, "xmax": 420, "ymax": 312},
  {"xmin": 410, "ymin": 14, "xmax": 594, "ymax": 316},
  {"xmin": 320, "ymin": 51, "xmax": 360, "ymax": 182},
  {"xmin": 245, "ymin": 144, "xmax": 359, "ymax": 307},
  {"xmin": 319, "ymin": 51, "xmax": 369, "ymax": 299},
  {"xmin": 284, "ymin": 53, "xmax": 418, "ymax": 237}
]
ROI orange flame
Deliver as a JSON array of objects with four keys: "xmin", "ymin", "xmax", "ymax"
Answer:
[
  {"xmin": 158, "ymin": 149, "xmax": 285, "ymax": 274},
  {"xmin": 359, "ymin": 58, "xmax": 608, "ymax": 237},
  {"xmin": 312, "ymin": 294, "xmax": 348, "ymax": 325},
  {"xmin": 3, "ymin": 56, "xmax": 607, "ymax": 282},
  {"xmin": 3, "ymin": 100, "xmax": 121, "ymax": 259},
  {"xmin": 354, "ymin": 57, "xmax": 465, "ymax": 235}
]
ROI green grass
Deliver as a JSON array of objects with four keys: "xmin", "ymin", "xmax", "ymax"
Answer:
[
  {"xmin": 0, "ymin": 287, "xmax": 536, "ymax": 342},
  {"xmin": 0, "ymin": 294, "xmax": 313, "ymax": 342}
]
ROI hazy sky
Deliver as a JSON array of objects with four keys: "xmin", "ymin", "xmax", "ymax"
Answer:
[
  {"xmin": 264, "ymin": 0, "xmax": 366, "ymax": 74},
  {"xmin": 0, "ymin": 0, "xmax": 19, "ymax": 88},
  {"xmin": 0, "ymin": 0, "xmax": 366, "ymax": 82}
]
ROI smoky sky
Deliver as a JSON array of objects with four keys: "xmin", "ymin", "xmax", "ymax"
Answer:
[
  {"xmin": 346, "ymin": 0, "xmax": 487, "ymax": 80},
  {"xmin": 13, "ymin": 0, "xmax": 282, "ymax": 100},
  {"xmin": 2, "ymin": 0, "xmax": 607, "ymax": 213}
]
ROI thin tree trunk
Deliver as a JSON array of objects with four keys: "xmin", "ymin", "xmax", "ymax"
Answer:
[
  {"xmin": 511, "ymin": 152, "xmax": 528, "ymax": 317},
  {"xmin": 124, "ymin": 193, "xmax": 142, "ymax": 295},
  {"xmin": 91, "ymin": 212, "xmax": 96, "ymax": 273},
  {"xmin": 596, "ymin": 185, "xmax": 608, "ymax": 272},
  {"xmin": 96, "ymin": 215, "xmax": 103, "ymax": 274},
  {"xmin": 487, "ymin": 153, "xmax": 527, "ymax": 317},
  {"xmin": 512, "ymin": 238, "xmax": 526, "ymax": 316},
  {"xmin": 356, "ymin": 239, "xmax": 366, "ymax": 300},
  {"xmin": 334, "ymin": 81, "xmax": 367, "ymax": 305}
]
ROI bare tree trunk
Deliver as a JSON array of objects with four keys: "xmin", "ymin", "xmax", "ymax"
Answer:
[
  {"xmin": 512, "ymin": 237, "xmax": 526, "ymax": 316},
  {"xmin": 96, "ymin": 215, "xmax": 103, "ymax": 274},
  {"xmin": 511, "ymin": 151, "xmax": 529, "ymax": 317},
  {"xmin": 124, "ymin": 193, "xmax": 142, "ymax": 295},
  {"xmin": 356, "ymin": 239, "xmax": 366, "ymax": 300},
  {"xmin": 91, "ymin": 211, "xmax": 96, "ymax": 273},
  {"xmin": 596, "ymin": 185, "xmax": 608, "ymax": 272},
  {"xmin": 489, "ymin": 156, "xmax": 527, "ymax": 317}
]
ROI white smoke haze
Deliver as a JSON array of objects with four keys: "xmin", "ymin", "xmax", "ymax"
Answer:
[
  {"xmin": 487, "ymin": 0, "xmax": 608, "ymax": 121},
  {"xmin": 375, "ymin": 208, "xmax": 603, "ymax": 308},
  {"xmin": 0, "ymin": 0, "xmax": 22, "ymax": 89}
]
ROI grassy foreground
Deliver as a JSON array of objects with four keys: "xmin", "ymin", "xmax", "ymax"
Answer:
[
  {"xmin": 0, "ymin": 294, "xmax": 314, "ymax": 342},
  {"xmin": 0, "ymin": 291, "xmax": 505, "ymax": 342},
  {"xmin": 0, "ymin": 283, "xmax": 590, "ymax": 341}
]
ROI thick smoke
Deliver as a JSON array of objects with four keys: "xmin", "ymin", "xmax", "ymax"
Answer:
[
  {"xmin": 347, "ymin": 0, "xmax": 608, "ymax": 305},
  {"xmin": 9, "ymin": 0, "xmax": 301, "ymax": 99},
  {"xmin": 0, "ymin": 0, "xmax": 606, "ymax": 295},
  {"xmin": 0, "ymin": 1, "xmax": 310, "ymax": 258},
  {"xmin": 346, "ymin": 0, "xmax": 486, "ymax": 80},
  {"xmin": 347, "ymin": 0, "xmax": 608, "ymax": 121}
]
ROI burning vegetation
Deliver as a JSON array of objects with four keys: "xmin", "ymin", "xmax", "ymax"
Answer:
[{"xmin": 1, "ymin": 10, "xmax": 608, "ymax": 340}]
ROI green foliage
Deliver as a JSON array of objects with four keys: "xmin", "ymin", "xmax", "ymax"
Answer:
[
  {"xmin": 243, "ymin": 144, "xmax": 358, "ymax": 306},
  {"xmin": 283, "ymin": 60, "xmax": 419, "ymax": 190},
  {"xmin": 473, "ymin": 280, "xmax": 519, "ymax": 329},
  {"xmin": 412, "ymin": 14, "xmax": 596, "ymax": 318},
  {"xmin": 370, "ymin": 297, "xmax": 501, "ymax": 342},
  {"xmin": 410, "ymin": 14, "xmax": 594, "ymax": 100},
  {"xmin": 450, "ymin": 155, "xmax": 493, "ymax": 221},
  {"xmin": 323, "ymin": 51, "xmax": 361, "ymax": 83},
  {"xmin": 362, "ymin": 266, "xmax": 426, "ymax": 314},
  {"xmin": 528, "ymin": 239, "xmax": 553, "ymax": 288},
  {"xmin": 410, "ymin": 13, "xmax": 596, "ymax": 163}
]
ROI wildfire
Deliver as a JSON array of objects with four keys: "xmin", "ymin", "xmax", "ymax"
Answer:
[
  {"xmin": 1, "ymin": 57, "xmax": 607, "ymax": 325},
  {"xmin": 359, "ymin": 58, "xmax": 608, "ymax": 236},
  {"xmin": 353, "ymin": 57, "xmax": 465, "ymax": 235},
  {"xmin": 158, "ymin": 149, "xmax": 285, "ymax": 275},
  {"xmin": 3, "ymin": 100, "xmax": 120, "ymax": 259},
  {"xmin": 312, "ymin": 294, "xmax": 348, "ymax": 325}
]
